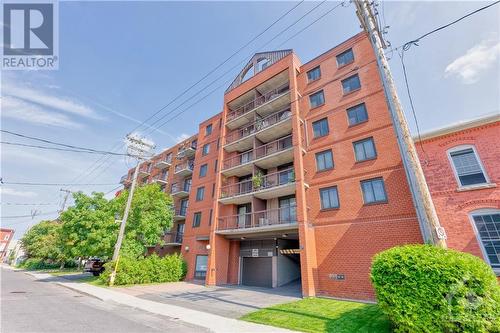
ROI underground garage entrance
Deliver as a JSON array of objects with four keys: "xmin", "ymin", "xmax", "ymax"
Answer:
[{"xmin": 240, "ymin": 238, "xmax": 301, "ymax": 288}]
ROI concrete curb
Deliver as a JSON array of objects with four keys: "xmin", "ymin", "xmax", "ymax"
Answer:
[{"xmin": 23, "ymin": 271, "xmax": 297, "ymax": 333}]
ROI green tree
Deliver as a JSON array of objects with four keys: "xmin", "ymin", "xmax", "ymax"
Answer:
[
  {"xmin": 114, "ymin": 184, "xmax": 173, "ymax": 259},
  {"xmin": 20, "ymin": 220, "xmax": 62, "ymax": 262},
  {"xmin": 59, "ymin": 192, "xmax": 119, "ymax": 261}
]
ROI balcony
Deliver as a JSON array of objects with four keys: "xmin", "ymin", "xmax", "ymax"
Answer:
[
  {"xmin": 174, "ymin": 207, "xmax": 187, "ymax": 221},
  {"xmin": 152, "ymin": 175, "xmax": 168, "ymax": 185},
  {"xmin": 164, "ymin": 231, "xmax": 183, "ymax": 245},
  {"xmin": 221, "ymin": 135, "xmax": 294, "ymax": 177},
  {"xmin": 174, "ymin": 161, "xmax": 194, "ymax": 177},
  {"xmin": 120, "ymin": 175, "xmax": 131, "ymax": 185},
  {"xmin": 219, "ymin": 168, "xmax": 295, "ymax": 205},
  {"xmin": 171, "ymin": 183, "xmax": 191, "ymax": 198},
  {"xmin": 224, "ymin": 108, "xmax": 292, "ymax": 153},
  {"xmin": 216, "ymin": 206, "xmax": 298, "ymax": 236},
  {"xmin": 177, "ymin": 143, "xmax": 197, "ymax": 159},
  {"xmin": 226, "ymin": 83, "xmax": 290, "ymax": 130},
  {"xmin": 156, "ymin": 156, "xmax": 172, "ymax": 169}
]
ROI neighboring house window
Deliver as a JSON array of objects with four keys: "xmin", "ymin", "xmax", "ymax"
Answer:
[
  {"xmin": 448, "ymin": 146, "xmax": 488, "ymax": 187},
  {"xmin": 199, "ymin": 164, "xmax": 208, "ymax": 178},
  {"xmin": 307, "ymin": 66, "xmax": 321, "ymax": 82},
  {"xmin": 361, "ymin": 178, "xmax": 387, "ymax": 204},
  {"xmin": 336, "ymin": 48, "xmax": 354, "ymax": 67},
  {"xmin": 470, "ymin": 209, "xmax": 500, "ymax": 271},
  {"xmin": 320, "ymin": 186, "xmax": 339, "ymax": 209},
  {"xmin": 309, "ymin": 90, "xmax": 325, "ymax": 108},
  {"xmin": 347, "ymin": 103, "xmax": 368, "ymax": 126},
  {"xmin": 196, "ymin": 187, "xmax": 205, "ymax": 201},
  {"xmin": 353, "ymin": 137, "xmax": 377, "ymax": 162},
  {"xmin": 315, "ymin": 150, "xmax": 334, "ymax": 171},
  {"xmin": 342, "ymin": 74, "xmax": 361, "ymax": 94},
  {"xmin": 202, "ymin": 143, "xmax": 210, "ymax": 156},
  {"xmin": 312, "ymin": 118, "xmax": 329, "ymax": 138},
  {"xmin": 205, "ymin": 124, "xmax": 212, "ymax": 136},
  {"xmin": 193, "ymin": 212, "xmax": 202, "ymax": 227}
]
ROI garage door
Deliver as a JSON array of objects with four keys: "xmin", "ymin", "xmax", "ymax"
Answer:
[{"xmin": 242, "ymin": 257, "xmax": 272, "ymax": 287}]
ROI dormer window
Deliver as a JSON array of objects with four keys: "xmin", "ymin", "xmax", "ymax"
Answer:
[{"xmin": 256, "ymin": 58, "xmax": 270, "ymax": 72}]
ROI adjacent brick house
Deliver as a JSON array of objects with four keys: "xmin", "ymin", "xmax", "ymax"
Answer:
[{"xmin": 416, "ymin": 114, "xmax": 500, "ymax": 275}]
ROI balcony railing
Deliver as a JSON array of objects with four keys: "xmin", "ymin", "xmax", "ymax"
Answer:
[
  {"xmin": 171, "ymin": 183, "xmax": 191, "ymax": 195},
  {"xmin": 174, "ymin": 161, "xmax": 194, "ymax": 174},
  {"xmin": 225, "ymin": 108, "xmax": 292, "ymax": 145},
  {"xmin": 120, "ymin": 175, "xmax": 130, "ymax": 184},
  {"xmin": 217, "ymin": 205, "xmax": 297, "ymax": 231},
  {"xmin": 222, "ymin": 135, "xmax": 293, "ymax": 171},
  {"xmin": 220, "ymin": 167, "xmax": 295, "ymax": 199},
  {"xmin": 164, "ymin": 231, "xmax": 183, "ymax": 244},
  {"xmin": 152, "ymin": 174, "xmax": 168, "ymax": 184},
  {"xmin": 175, "ymin": 207, "xmax": 188, "ymax": 217},
  {"xmin": 177, "ymin": 142, "xmax": 197, "ymax": 158},
  {"xmin": 226, "ymin": 84, "xmax": 289, "ymax": 122},
  {"xmin": 156, "ymin": 155, "xmax": 173, "ymax": 169}
]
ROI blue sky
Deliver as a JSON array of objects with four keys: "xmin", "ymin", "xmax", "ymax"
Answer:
[{"xmin": 1, "ymin": 1, "xmax": 499, "ymax": 238}]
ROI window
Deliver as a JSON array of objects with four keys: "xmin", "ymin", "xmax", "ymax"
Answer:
[
  {"xmin": 179, "ymin": 199, "xmax": 188, "ymax": 216},
  {"xmin": 312, "ymin": 118, "xmax": 329, "ymax": 138},
  {"xmin": 361, "ymin": 178, "xmax": 387, "ymax": 204},
  {"xmin": 470, "ymin": 210, "xmax": 500, "ymax": 271},
  {"xmin": 342, "ymin": 74, "xmax": 361, "ymax": 94},
  {"xmin": 336, "ymin": 48, "xmax": 354, "ymax": 67},
  {"xmin": 307, "ymin": 66, "xmax": 321, "ymax": 82},
  {"xmin": 205, "ymin": 124, "xmax": 212, "ymax": 136},
  {"xmin": 202, "ymin": 143, "xmax": 210, "ymax": 156},
  {"xmin": 216, "ymin": 138, "xmax": 220, "ymax": 150},
  {"xmin": 315, "ymin": 150, "xmax": 334, "ymax": 171},
  {"xmin": 183, "ymin": 178, "xmax": 192, "ymax": 192},
  {"xmin": 194, "ymin": 255, "xmax": 208, "ymax": 279},
  {"xmin": 4, "ymin": 234, "xmax": 10, "ymax": 240},
  {"xmin": 209, "ymin": 209, "xmax": 213, "ymax": 226},
  {"xmin": 214, "ymin": 159, "xmax": 218, "ymax": 172},
  {"xmin": 320, "ymin": 186, "xmax": 339, "ymax": 209},
  {"xmin": 193, "ymin": 212, "xmax": 202, "ymax": 227},
  {"xmin": 347, "ymin": 103, "xmax": 368, "ymax": 126},
  {"xmin": 211, "ymin": 183, "xmax": 215, "ymax": 198},
  {"xmin": 199, "ymin": 164, "xmax": 208, "ymax": 178},
  {"xmin": 449, "ymin": 147, "xmax": 488, "ymax": 187},
  {"xmin": 196, "ymin": 187, "xmax": 205, "ymax": 201},
  {"xmin": 353, "ymin": 137, "xmax": 377, "ymax": 162},
  {"xmin": 309, "ymin": 90, "xmax": 325, "ymax": 108},
  {"xmin": 256, "ymin": 57, "xmax": 270, "ymax": 72}
]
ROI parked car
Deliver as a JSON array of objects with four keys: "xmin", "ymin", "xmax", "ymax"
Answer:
[{"xmin": 84, "ymin": 257, "xmax": 106, "ymax": 276}]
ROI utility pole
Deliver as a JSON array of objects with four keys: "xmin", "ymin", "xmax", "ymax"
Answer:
[
  {"xmin": 354, "ymin": 0, "xmax": 446, "ymax": 247},
  {"xmin": 109, "ymin": 133, "xmax": 155, "ymax": 286},
  {"xmin": 59, "ymin": 189, "xmax": 71, "ymax": 214}
]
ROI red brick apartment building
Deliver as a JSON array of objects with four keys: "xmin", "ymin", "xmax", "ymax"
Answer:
[
  {"xmin": 0, "ymin": 228, "xmax": 15, "ymax": 260},
  {"xmin": 416, "ymin": 114, "xmax": 500, "ymax": 275},
  {"xmin": 120, "ymin": 31, "xmax": 482, "ymax": 301}
]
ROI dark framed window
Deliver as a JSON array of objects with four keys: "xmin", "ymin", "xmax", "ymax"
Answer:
[
  {"xmin": 208, "ymin": 209, "xmax": 213, "ymax": 226},
  {"xmin": 307, "ymin": 66, "xmax": 321, "ymax": 82},
  {"xmin": 202, "ymin": 143, "xmax": 210, "ymax": 156},
  {"xmin": 194, "ymin": 255, "xmax": 208, "ymax": 279},
  {"xmin": 471, "ymin": 211, "xmax": 500, "ymax": 270},
  {"xmin": 315, "ymin": 150, "xmax": 334, "ymax": 171},
  {"xmin": 205, "ymin": 124, "xmax": 212, "ymax": 136},
  {"xmin": 336, "ymin": 48, "xmax": 354, "ymax": 67},
  {"xmin": 196, "ymin": 187, "xmax": 205, "ymax": 201},
  {"xmin": 347, "ymin": 103, "xmax": 368, "ymax": 126},
  {"xmin": 342, "ymin": 74, "xmax": 361, "ymax": 94},
  {"xmin": 309, "ymin": 90, "xmax": 325, "ymax": 108},
  {"xmin": 449, "ymin": 147, "xmax": 488, "ymax": 186},
  {"xmin": 312, "ymin": 118, "xmax": 329, "ymax": 138},
  {"xmin": 214, "ymin": 159, "xmax": 218, "ymax": 172},
  {"xmin": 193, "ymin": 212, "xmax": 202, "ymax": 227},
  {"xmin": 199, "ymin": 164, "xmax": 208, "ymax": 178},
  {"xmin": 320, "ymin": 186, "xmax": 339, "ymax": 209},
  {"xmin": 361, "ymin": 178, "xmax": 387, "ymax": 204},
  {"xmin": 211, "ymin": 183, "xmax": 215, "ymax": 198},
  {"xmin": 353, "ymin": 137, "xmax": 377, "ymax": 162}
]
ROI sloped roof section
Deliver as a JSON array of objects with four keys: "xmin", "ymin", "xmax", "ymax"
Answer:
[{"xmin": 225, "ymin": 50, "xmax": 292, "ymax": 93}]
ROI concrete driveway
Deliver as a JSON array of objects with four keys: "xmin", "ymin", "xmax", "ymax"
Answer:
[{"xmin": 113, "ymin": 281, "xmax": 302, "ymax": 318}]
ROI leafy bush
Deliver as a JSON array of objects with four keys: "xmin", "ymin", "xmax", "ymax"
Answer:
[
  {"xmin": 371, "ymin": 244, "xmax": 500, "ymax": 333},
  {"xmin": 18, "ymin": 258, "xmax": 61, "ymax": 270},
  {"xmin": 100, "ymin": 253, "xmax": 186, "ymax": 285}
]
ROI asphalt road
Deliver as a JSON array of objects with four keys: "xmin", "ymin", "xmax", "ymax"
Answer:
[{"xmin": 1, "ymin": 267, "xmax": 208, "ymax": 333}]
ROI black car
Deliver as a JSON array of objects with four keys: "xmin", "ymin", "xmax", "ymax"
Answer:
[{"xmin": 84, "ymin": 258, "xmax": 106, "ymax": 276}]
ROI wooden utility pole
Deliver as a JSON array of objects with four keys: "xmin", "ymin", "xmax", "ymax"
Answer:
[
  {"xmin": 109, "ymin": 134, "xmax": 155, "ymax": 286},
  {"xmin": 59, "ymin": 189, "xmax": 71, "ymax": 214},
  {"xmin": 354, "ymin": 0, "xmax": 446, "ymax": 247}
]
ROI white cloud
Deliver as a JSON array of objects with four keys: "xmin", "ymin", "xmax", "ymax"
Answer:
[
  {"xmin": 1, "ymin": 96, "xmax": 83, "ymax": 129},
  {"xmin": 0, "ymin": 187, "xmax": 37, "ymax": 198},
  {"xmin": 175, "ymin": 133, "xmax": 190, "ymax": 143},
  {"xmin": 445, "ymin": 39, "xmax": 500, "ymax": 84}
]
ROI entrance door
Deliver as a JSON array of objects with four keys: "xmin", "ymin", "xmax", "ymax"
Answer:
[
  {"xmin": 242, "ymin": 257, "xmax": 272, "ymax": 287},
  {"xmin": 194, "ymin": 255, "xmax": 208, "ymax": 279},
  {"xmin": 237, "ymin": 204, "xmax": 251, "ymax": 229}
]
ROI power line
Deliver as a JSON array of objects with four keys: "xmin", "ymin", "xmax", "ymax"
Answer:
[
  {"xmin": 1, "ymin": 202, "xmax": 58, "ymax": 206},
  {"xmin": 2, "ymin": 181, "xmax": 120, "ymax": 186},
  {"xmin": 1, "ymin": 211, "xmax": 59, "ymax": 219},
  {"xmin": 0, "ymin": 141, "xmax": 130, "ymax": 156}
]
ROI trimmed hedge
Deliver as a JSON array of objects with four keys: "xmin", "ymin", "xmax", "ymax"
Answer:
[
  {"xmin": 18, "ymin": 258, "xmax": 76, "ymax": 270},
  {"xmin": 100, "ymin": 253, "xmax": 187, "ymax": 285},
  {"xmin": 371, "ymin": 244, "xmax": 500, "ymax": 333}
]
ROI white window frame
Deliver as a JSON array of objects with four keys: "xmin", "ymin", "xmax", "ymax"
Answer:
[
  {"xmin": 468, "ymin": 208, "xmax": 500, "ymax": 274},
  {"xmin": 447, "ymin": 145, "xmax": 490, "ymax": 189}
]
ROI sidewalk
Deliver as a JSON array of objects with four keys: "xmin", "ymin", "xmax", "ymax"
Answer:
[{"xmin": 22, "ymin": 270, "xmax": 297, "ymax": 333}]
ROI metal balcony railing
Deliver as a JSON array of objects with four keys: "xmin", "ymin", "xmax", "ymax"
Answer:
[
  {"xmin": 226, "ymin": 84, "xmax": 289, "ymax": 122},
  {"xmin": 171, "ymin": 183, "xmax": 191, "ymax": 194},
  {"xmin": 175, "ymin": 207, "xmax": 188, "ymax": 217},
  {"xmin": 120, "ymin": 175, "xmax": 130, "ymax": 184},
  {"xmin": 164, "ymin": 231, "xmax": 183, "ymax": 244},
  {"xmin": 219, "ymin": 167, "xmax": 295, "ymax": 199},
  {"xmin": 174, "ymin": 161, "xmax": 194, "ymax": 174},
  {"xmin": 225, "ymin": 108, "xmax": 292, "ymax": 145},
  {"xmin": 217, "ymin": 205, "xmax": 297, "ymax": 231},
  {"xmin": 222, "ymin": 135, "xmax": 293, "ymax": 170}
]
